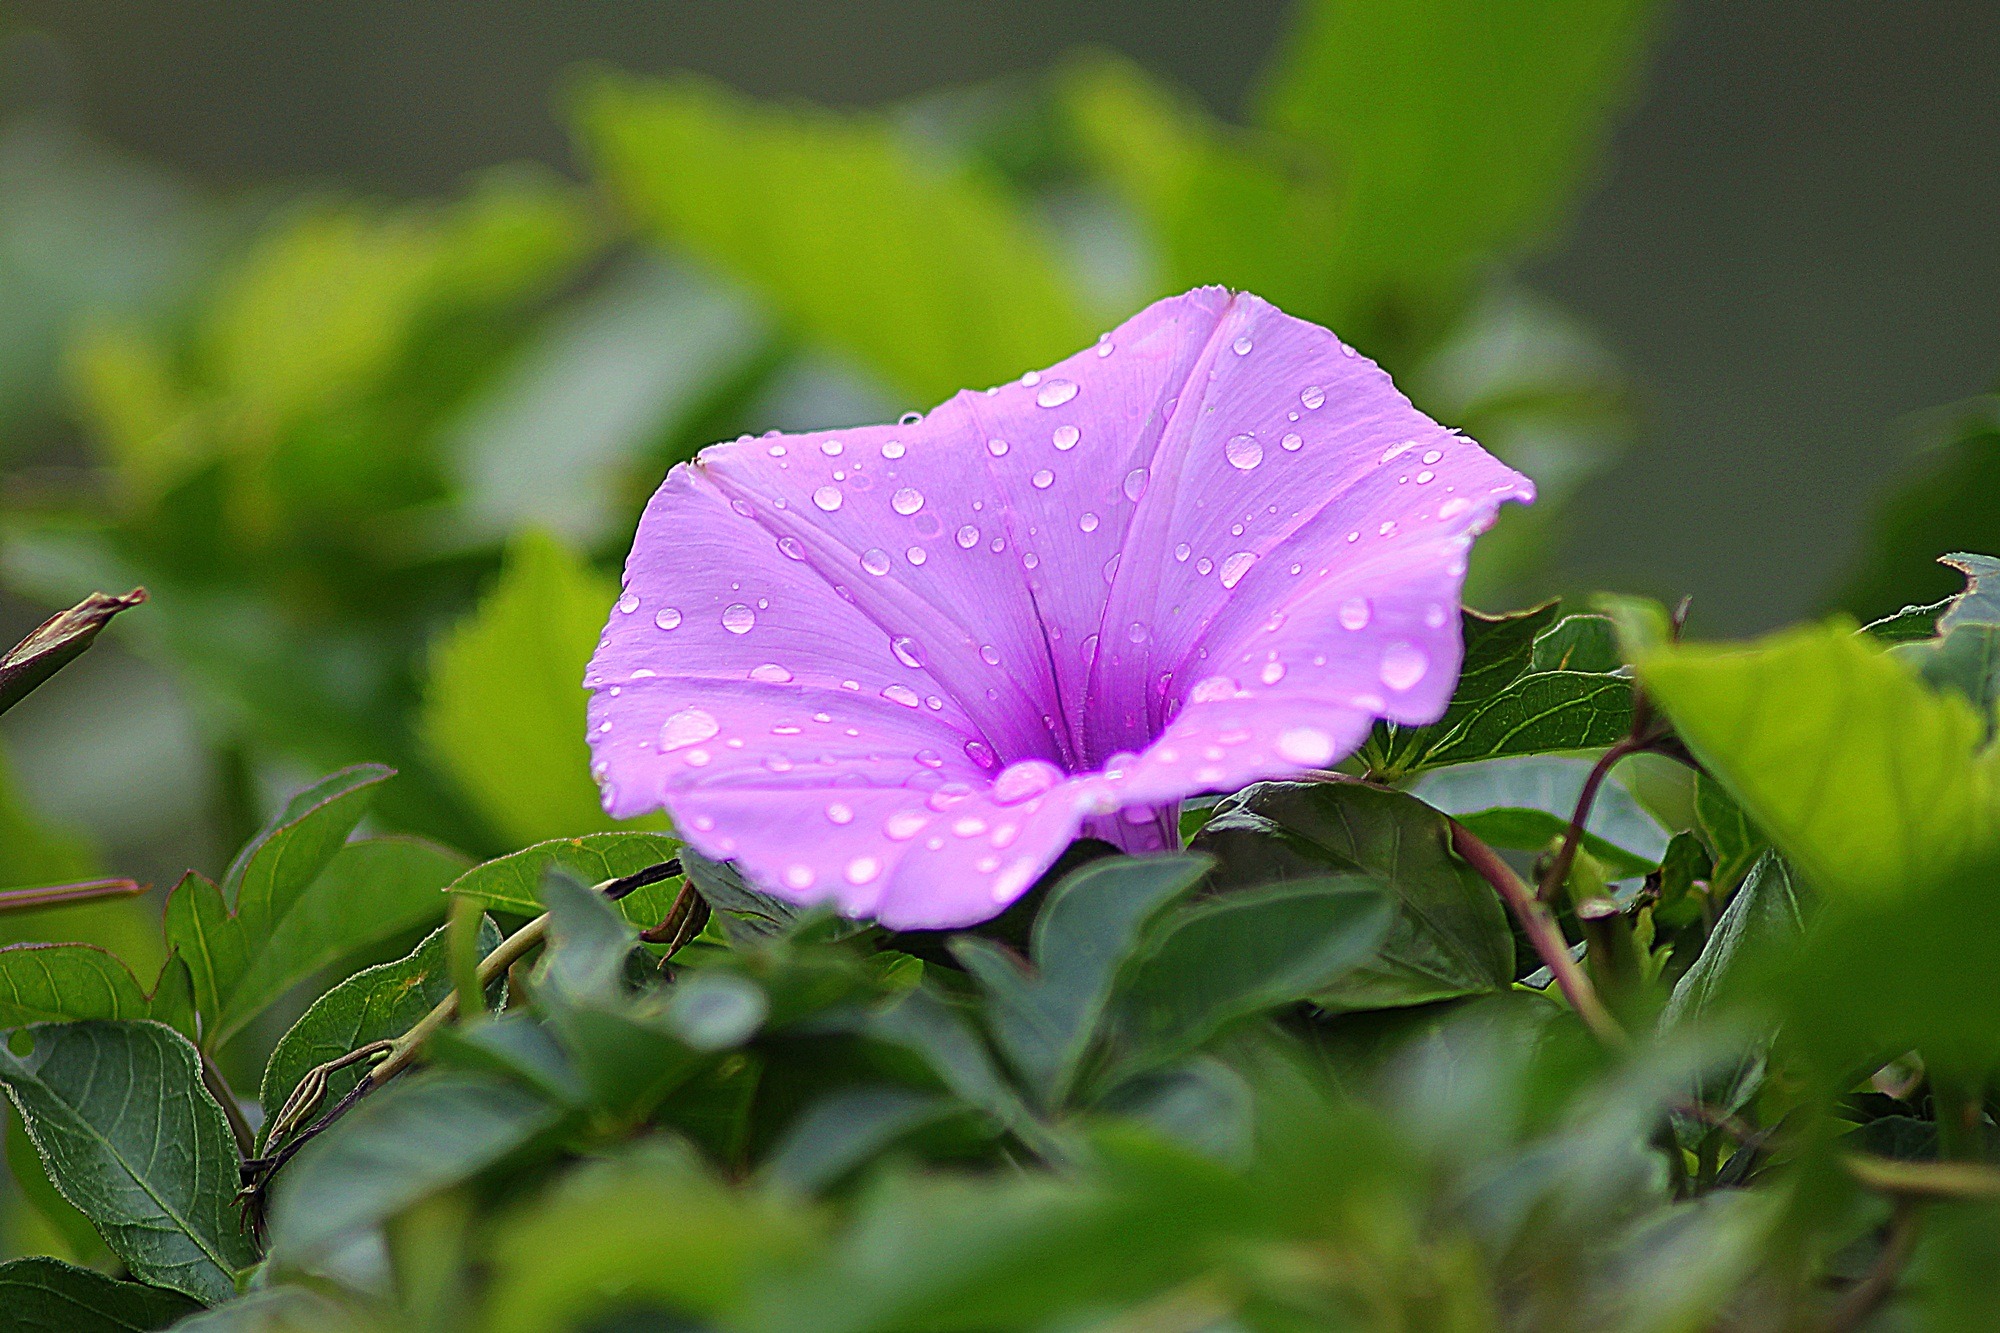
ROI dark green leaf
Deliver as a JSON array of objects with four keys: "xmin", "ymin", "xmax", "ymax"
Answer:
[
  {"xmin": 216, "ymin": 835, "xmax": 471, "ymax": 1047},
  {"xmin": 0, "ymin": 1022, "xmax": 255, "ymax": 1303},
  {"xmin": 951, "ymin": 855, "xmax": 1209, "ymax": 1108},
  {"xmin": 866, "ymin": 986, "xmax": 1034, "ymax": 1133},
  {"xmin": 1368, "ymin": 603, "xmax": 1559, "ymax": 774},
  {"xmin": 1098, "ymin": 1056, "xmax": 1254, "ymax": 1164},
  {"xmin": 0, "ymin": 944, "xmax": 150, "ymax": 1027},
  {"xmin": 258, "ymin": 918, "xmax": 503, "ymax": 1140},
  {"xmin": 444, "ymin": 832, "xmax": 682, "ymax": 923},
  {"xmin": 1530, "ymin": 614, "xmax": 1622, "ymax": 673},
  {"xmin": 159, "ymin": 874, "xmax": 245, "ymax": 1044},
  {"xmin": 1905, "ymin": 622, "xmax": 2000, "ymax": 739},
  {"xmin": 536, "ymin": 871, "xmax": 637, "ymax": 1007},
  {"xmin": 1415, "ymin": 754, "xmax": 1670, "ymax": 870},
  {"xmin": 0, "ymin": 590, "xmax": 148, "ymax": 718},
  {"xmin": 1662, "ymin": 852, "xmax": 1807, "ymax": 1029},
  {"xmin": 681, "ymin": 849, "xmax": 807, "ymax": 943},
  {"xmin": 1651, "ymin": 832, "xmax": 1714, "ymax": 931},
  {"xmin": 1693, "ymin": 773, "xmax": 1765, "ymax": 892},
  {"xmin": 6, "ymin": 1101, "xmax": 115, "ymax": 1268},
  {"xmin": 1940, "ymin": 552, "xmax": 2000, "ymax": 632},
  {"xmin": 220, "ymin": 764, "xmax": 392, "ymax": 940},
  {"xmin": 1116, "ymin": 877, "xmax": 1393, "ymax": 1061},
  {"xmin": 0, "ymin": 1256, "xmax": 197, "ymax": 1332},
  {"xmin": 426, "ymin": 1014, "xmax": 586, "ymax": 1106},
  {"xmin": 154, "ymin": 1286, "xmax": 360, "ymax": 1331},
  {"xmin": 1197, "ymin": 781, "xmax": 1514, "ymax": 1010},
  {"xmin": 1418, "ymin": 670, "xmax": 1632, "ymax": 769},
  {"xmin": 763, "ymin": 1087, "xmax": 959, "ymax": 1193},
  {"xmin": 266, "ymin": 1071, "xmax": 560, "ymax": 1265}
]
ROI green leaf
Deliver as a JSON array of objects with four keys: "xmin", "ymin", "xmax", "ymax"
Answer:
[
  {"xmin": 444, "ymin": 832, "xmax": 683, "ymax": 923},
  {"xmin": 950, "ymin": 855, "xmax": 1208, "ymax": 1108},
  {"xmin": 1449, "ymin": 808, "xmax": 1659, "ymax": 880},
  {"xmin": 866, "ymin": 986, "xmax": 1035, "ymax": 1134},
  {"xmin": 1692, "ymin": 773, "xmax": 1765, "ymax": 892},
  {"xmin": 1662, "ymin": 852, "xmax": 1807, "ymax": 1030},
  {"xmin": 1417, "ymin": 671, "xmax": 1632, "ymax": 770},
  {"xmin": 426, "ymin": 1014, "xmax": 586, "ymax": 1107},
  {"xmin": 420, "ymin": 530, "xmax": 642, "ymax": 847},
  {"xmin": 266, "ymin": 1071, "xmax": 560, "ymax": 1265},
  {"xmin": 1367, "ymin": 603, "xmax": 1560, "ymax": 774},
  {"xmin": 1901, "ymin": 622, "xmax": 2000, "ymax": 739},
  {"xmin": 0, "ymin": 944, "xmax": 150, "ymax": 1026},
  {"xmin": 1941, "ymin": 553, "xmax": 2000, "ymax": 632},
  {"xmin": 0, "ymin": 1256, "xmax": 197, "ymax": 1332},
  {"xmin": 1253, "ymin": 0, "xmax": 1659, "ymax": 335},
  {"xmin": 153, "ymin": 1286, "xmax": 360, "ymax": 1331},
  {"xmin": 1115, "ymin": 877, "xmax": 1394, "ymax": 1061},
  {"xmin": 221, "ymin": 764, "xmax": 393, "ymax": 941},
  {"xmin": 681, "ymin": 849, "xmax": 808, "ymax": 943},
  {"xmin": 1837, "ymin": 397, "xmax": 2000, "ymax": 623},
  {"xmin": 763, "ymin": 1087, "xmax": 959, "ymax": 1193},
  {"xmin": 577, "ymin": 73, "xmax": 1097, "ymax": 405},
  {"xmin": 215, "ymin": 835, "xmax": 470, "ymax": 1047},
  {"xmin": 1196, "ymin": 781, "xmax": 1513, "ymax": 1010},
  {"xmin": 1531, "ymin": 614, "xmax": 1623, "ymax": 674},
  {"xmin": 536, "ymin": 871, "xmax": 638, "ymax": 1008},
  {"xmin": 1640, "ymin": 623, "xmax": 1999, "ymax": 901},
  {"xmin": 159, "ymin": 874, "xmax": 246, "ymax": 1047},
  {"xmin": 0, "ymin": 1021, "xmax": 255, "ymax": 1303},
  {"xmin": 0, "ymin": 590, "xmax": 148, "ymax": 719},
  {"xmin": 258, "ymin": 917, "xmax": 503, "ymax": 1141},
  {"xmin": 1415, "ymin": 754, "xmax": 1671, "ymax": 872},
  {"xmin": 6, "ymin": 1100, "xmax": 115, "ymax": 1268}
]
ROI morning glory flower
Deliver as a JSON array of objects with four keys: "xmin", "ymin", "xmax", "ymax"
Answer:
[{"xmin": 586, "ymin": 288, "xmax": 1532, "ymax": 927}]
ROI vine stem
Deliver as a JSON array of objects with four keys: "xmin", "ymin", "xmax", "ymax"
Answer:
[
  {"xmin": 1536, "ymin": 735, "xmax": 1645, "ymax": 904},
  {"xmin": 1450, "ymin": 820, "xmax": 1627, "ymax": 1047},
  {"xmin": 201, "ymin": 1051, "xmax": 255, "ymax": 1159}
]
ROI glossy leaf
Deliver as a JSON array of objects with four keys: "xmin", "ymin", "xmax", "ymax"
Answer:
[
  {"xmin": 1197, "ymin": 781, "xmax": 1513, "ymax": 1009},
  {"xmin": 0, "ymin": 1256, "xmax": 197, "ymax": 1332},
  {"xmin": 1414, "ymin": 753, "xmax": 1671, "ymax": 871},
  {"xmin": 1450, "ymin": 808, "xmax": 1658, "ymax": 880},
  {"xmin": 259, "ymin": 918, "xmax": 503, "ymax": 1141},
  {"xmin": 0, "ymin": 1022, "xmax": 254, "ymax": 1303},
  {"xmin": 221, "ymin": 764, "xmax": 392, "ymax": 941},
  {"xmin": 444, "ymin": 831, "xmax": 682, "ymax": 923},
  {"xmin": 1692, "ymin": 773, "xmax": 1765, "ymax": 892}
]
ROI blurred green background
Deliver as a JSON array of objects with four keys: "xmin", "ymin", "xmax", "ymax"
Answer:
[{"xmin": 0, "ymin": 0, "xmax": 1995, "ymax": 900}]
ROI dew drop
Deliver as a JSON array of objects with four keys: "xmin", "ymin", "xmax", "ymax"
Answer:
[
  {"xmin": 777, "ymin": 537, "xmax": 806, "ymax": 562},
  {"xmin": 986, "ymin": 437, "xmax": 1009, "ymax": 457},
  {"xmin": 1022, "ymin": 551, "xmax": 1039, "ymax": 571},
  {"xmin": 1127, "ymin": 621, "xmax": 1149, "ymax": 644},
  {"xmin": 783, "ymin": 865, "xmax": 815, "ymax": 890},
  {"xmin": 882, "ymin": 440, "xmax": 906, "ymax": 460},
  {"xmin": 749, "ymin": 663, "xmax": 793, "ymax": 683},
  {"xmin": 1052, "ymin": 424, "xmax": 1080, "ymax": 451},
  {"xmin": 1301, "ymin": 385, "xmax": 1325, "ymax": 409},
  {"xmin": 1439, "ymin": 497, "xmax": 1472, "ymax": 520},
  {"xmin": 1031, "ymin": 469, "xmax": 1054, "ymax": 490},
  {"xmin": 1095, "ymin": 337, "xmax": 1114, "ymax": 357},
  {"xmin": 654, "ymin": 607, "xmax": 683, "ymax": 631},
  {"xmin": 1102, "ymin": 554, "xmax": 1121, "ymax": 583},
  {"xmin": 1380, "ymin": 642, "xmax": 1429, "ymax": 692},
  {"xmin": 1423, "ymin": 449, "xmax": 1443, "ymax": 465},
  {"xmin": 980, "ymin": 644, "xmax": 1001, "ymax": 665},
  {"xmin": 1174, "ymin": 542, "xmax": 1191, "ymax": 563},
  {"xmin": 993, "ymin": 759, "xmax": 1062, "ymax": 805},
  {"xmin": 884, "ymin": 811, "xmax": 928, "ymax": 841},
  {"xmin": 1424, "ymin": 603, "xmax": 1448, "ymax": 628},
  {"xmin": 907, "ymin": 546, "xmax": 927, "ymax": 566},
  {"xmin": 882, "ymin": 683, "xmax": 921, "ymax": 708},
  {"xmin": 1218, "ymin": 551, "xmax": 1257, "ymax": 588},
  {"xmin": 1190, "ymin": 675, "xmax": 1238, "ymax": 703},
  {"xmin": 659, "ymin": 708, "xmax": 720, "ymax": 751},
  {"xmin": 1036, "ymin": 379, "xmax": 1079, "ymax": 408},
  {"xmin": 1261, "ymin": 660, "xmax": 1286, "ymax": 685},
  {"xmin": 861, "ymin": 548, "xmax": 891, "ymax": 576},
  {"xmin": 1339, "ymin": 597, "xmax": 1371, "ymax": 630},
  {"xmin": 1022, "ymin": 370, "xmax": 1041, "ymax": 386},
  {"xmin": 1277, "ymin": 727, "xmax": 1335, "ymax": 766},
  {"xmin": 956, "ymin": 524, "xmax": 979, "ymax": 549},
  {"xmin": 1226, "ymin": 434, "xmax": 1264, "ymax": 470},
  {"xmin": 812, "ymin": 485, "xmax": 842, "ymax": 512},
  {"xmin": 953, "ymin": 816, "xmax": 988, "ymax": 838},
  {"xmin": 685, "ymin": 749, "xmax": 711, "ymax": 767},
  {"xmin": 1080, "ymin": 633, "xmax": 1098, "ymax": 664},
  {"xmin": 722, "ymin": 603, "xmax": 756, "ymax": 634},
  {"xmin": 1123, "ymin": 468, "xmax": 1148, "ymax": 502},
  {"xmin": 900, "ymin": 410, "xmax": 923, "ymax": 425},
  {"xmin": 915, "ymin": 748, "xmax": 944, "ymax": 769},
  {"xmin": 1378, "ymin": 521, "xmax": 1396, "ymax": 537},
  {"xmin": 1279, "ymin": 432, "xmax": 1304, "ymax": 454},
  {"xmin": 884, "ymin": 487, "xmax": 922, "ymax": 517},
  {"xmin": 1196, "ymin": 556, "xmax": 1214, "ymax": 576},
  {"xmin": 844, "ymin": 856, "xmax": 881, "ymax": 885},
  {"xmin": 965, "ymin": 738, "xmax": 998, "ymax": 769},
  {"xmin": 768, "ymin": 443, "xmax": 787, "ymax": 457},
  {"xmin": 1232, "ymin": 334, "xmax": 1254, "ymax": 355},
  {"xmin": 1079, "ymin": 511, "xmax": 1099, "ymax": 533},
  {"xmin": 990, "ymin": 537, "xmax": 1006, "ymax": 554},
  {"xmin": 891, "ymin": 636, "xmax": 927, "ymax": 669},
  {"xmin": 1417, "ymin": 470, "xmax": 1435, "ymax": 485}
]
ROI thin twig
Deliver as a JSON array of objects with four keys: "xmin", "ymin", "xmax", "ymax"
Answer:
[
  {"xmin": 1822, "ymin": 1198, "xmax": 1921, "ymax": 1333},
  {"xmin": 200, "ymin": 1051, "xmax": 255, "ymax": 1159},
  {"xmin": 1846, "ymin": 1153, "xmax": 2000, "ymax": 1201},
  {"xmin": 1537, "ymin": 735, "xmax": 1644, "ymax": 904},
  {"xmin": 0, "ymin": 879, "xmax": 147, "ymax": 915},
  {"xmin": 1449, "ymin": 820, "xmax": 1626, "ymax": 1047}
]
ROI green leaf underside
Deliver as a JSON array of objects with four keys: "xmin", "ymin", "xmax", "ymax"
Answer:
[
  {"xmin": 0, "ymin": 1022, "xmax": 254, "ymax": 1304},
  {"xmin": 0, "ymin": 1256, "xmax": 198, "ymax": 1333}
]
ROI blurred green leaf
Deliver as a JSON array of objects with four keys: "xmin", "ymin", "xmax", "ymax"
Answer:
[
  {"xmin": 222, "ymin": 763, "xmax": 393, "ymax": 941},
  {"xmin": 217, "ymin": 835, "xmax": 470, "ymax": 1047},
  {"xmin": 267, "ymin": 1071, "xmax": 559, "ymax": 1266},
  {"xmin": 681, "ymin": 847, "xmax": 809, "ymax": 943},
  {"xmin": 763, "ymin": 1086, "xmax": 961, "ymax": 1193},
  {"xmin": 1838, "ymin": 397, "xmax": 2000, "ymax": 624},
  {"xmin": 579, "ymin": 72, "xmax": 1099, "ymax": 404},
  {"xmin": 0, "ymin": 1021, "xmax": 254, "ymax": 1303},
  {"xmin": 951, "ymin": 854, "xmax": 1208, "ymax": 1108},
  {"xmin": 1641, "ymin": 623, "xmax": 1998, "ymax": 901},
  {"xmin": 420, "ymin": 530, "xmax": 643, "ymax": 846},
  {"xmin": 1253, "ymin": 0, "xmax": 1658, "ymax": 341},
  {"xmin": 1692, "ymin": 772, "xmax": 1765, "ymax": 893},
  {"xmin": 1197, "ymin": 781, "xmax": 1512, "ymax": 1010},
  {"xmin": 0, "ymin": 1255, "xmax": 198, "ymax": 1332},
  {"xmin": 258, "ymin": 917, "xmax": 503, "ymax": 1141},
  {"xmin": 0, "ymin": 943, "xmax": 150, "ymax": 1026},
  {"xmin": 444, "ymin": 831, "xmax": 682, "ymax": 923},
  {"xmin": 1116, "ymin": 877, "xmax": 1393, "ymax": 1061},
  {"xmin": 866, "ymin": 986, "xmax": 1035, "ymax": 1134},
  {"xmin": 1899, "ymin": 621, "xmax": 2000, "ymax": 740},
  {"xmin": 158, "ymin": 1286, "xmax": 367, "ymax": 1331}
]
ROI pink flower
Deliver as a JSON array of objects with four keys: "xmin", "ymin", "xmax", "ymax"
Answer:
[{"xmin": 586, "ymin": 288, "xmax": 1531, "ymax": 927}]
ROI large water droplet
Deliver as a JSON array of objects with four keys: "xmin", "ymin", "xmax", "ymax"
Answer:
[
  {"xmin": 820, "ymin": 439, "xmax": 844, "ymax": 457},
  {"xmin": 1277, "ymin": 727, "xmax": 1335, "ymax": 766},
  {"xmin": 1052, "ymin": 425, "xmax": 1080, "ymax": 451},
  {"xmin": 1036, "ymin": 378, "xmax": 1079, "ymax": 408},
  {"xmin": 659, "ymin": 708, "xmax": 720, "ymax": 751},
  {"xmin": 825, "ymin": 802, "xmax": 854, "ymax": 825},
  {"xmin": 844, "ymin": 856, "xmax": 881, "ymax": 885},
  {"xmin": 1416, "ymin": 470, "xmax": 1435, "ymax": 485},
  {"xmin": 956, "ymin": 524, "xmax": 979, "ymax": 549},
  {"xmin": 914, "ymin": 748, "xmax": 944, "ymax": 769},
  {"xmin": 986, "ymin": 438, "xmax": 1009, "ymax": 457},
  {"xmin": 965, "ymin": 738, "xmax": 998, "ymax": 769},
  {"xmin": 812, "ymin": 485, "xmax": 842, "ymax": 512},
  {"xmin": 777, "ymin": 536, "xmax": 806, "ymax": 562},
  {"xmin": 980, "ymin": 644, "xmax": 1001, "ymax": 665},
  {"xmin": 1196, "ymin": 556, "xmax": 1214, "ymax": 576},
  {"xmin": 1261, "ymin": 660, "xmax": 1286, "ymax": 685},
  {"xmin": 1281, "ymin": 432, "xmax": 1303, "ymax": 452},
  {"xmin": 1339, "ymin": 597, "xmax": 1370, "ymax": 631},
  {"xmin": 1218, "ymin": 551, "xmax": 1256, "ymax": 588},
  {"xmin": 1301, "ymin": 385, "xmax": 1325, "ymax": 409},
  {"xmin": 617, "ymin": 592, "xmax": 640, "ymax": 614},
  {"xmin": 654, "ymin": 607, "xmax": 683, "ymax": 631},
  {"xmin": 1232, "ymin": 334, "xmax": 1254, "ymax": 355},
  {"xmin": 1123, "ymin": 468, "xmax": 1148, "ymax": 502},
  {"xmin": 722, "ymin": 603, "xmax": 756, "ymax": 634},
  {"xmin": 1422, "ymin": 449, "xmax": 1443, "ymax": 465},
  {"xmin": 891, "ymin": 636, "xmax": 927, "ymax": 669},
  {"xmin": 1026, "ymin": 469, "xmax": 1052, "ymax": 492},
  {"xmin": 906, "ymin": 546, "xmax": 927, "ymax": 566},
  {"xmin": 993, "ymin": 759, "xmax": 1062, "ymax": 805},
  {"xmin": 884, "ymin": 810, "xmax": 928, "ymax": 841},
  {"xmin": 749, "ymin": 663, "xmax": 793, "ymax": 683},
  {"xmin": 1101, "ymin": 554, "xmax": 1121, "ymax": 583},
  {"xmin": 1174, "ymin": 542, "xmax": 1192, "ymax": 563},
  {"xmin": 882, "ymin": 683, "xmax": 921, "ymax": 708},
  {"xmin": 891, "ymin": 487, "xmax": 924, "ymax": 515},
  {"xmin": 1380, "ymin": 642, "xmax": 1429, "ymax": 692},
  {"xmin": 1078, "ymin": 512, "xmax": 1099, "ymax": 533},
  {"xmin": 861, "ymin": 548, "xmax": 891, "ymax": 576},
  {"xmin": 882, "ymin": 440, "xmax": 906, "ymax": 459},
  {"xmin": 1226, "ymin": 434, "xmax": 1264, "ymax": 470}
]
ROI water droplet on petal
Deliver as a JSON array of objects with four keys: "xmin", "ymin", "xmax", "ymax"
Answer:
[
  {"xmin": 685, "ymin": 749, "xmax": 711, "ymax": 767},
  {"xmin": 861, "ymin": 548, "xmax": 891, "ymax": 576},
  {"xmin": 1219, "ymin": 551, "xmax": 1256, "ymax": 588},
  {"xmin": 783, "ymin": 864, "xmax": 814, "ymax": 890},
  {"xmin": 749, "ymin": 663, "xmax": 792, "ymax": 683},
  {"xmin": 1031, "ymin": 469, "xmax": 1054, "ymax": 490},
  {"xmin": 1102, "ymin": 554, "xmax": 1121, "ymax": 584},
  {"xmin": 1053, "ymin": 425, "xmax": 1080, "ymax": 451},
  {"xmin": 1232, "ymin": 334, "xmax": 1254, "ymax": 355},
  {"xmin": 1425, "ymin": 603, "xmax": 1448, "ymax": 628},
  {"xmin": 907, "ymin": 546, "xmax": 927, "ymax": 566},
  {"xmin": 1190, "ymin": 675, "xmax": 1237, "ymax": 703},
  {"xmin": 768, "ymin": 443, "xmax": 787, "ymax": 457},
  {"xmin": 953, "ymin": 816, "xmax": 988, "ymax": 838},
  {"xmin": 986, "ymin": 438, "xmax": 1009, "ymax": 457},
  {"xmin": 965, "ymin": 738, "xmax": 998, "ymax": 768},
  {"xmin": 900, "ymin": 410, "xmax": 922, "ymax": 425},
  {"xmin": 891, "ymin": 636, "xmax": 927, "ymax": 669},
  {"xmin": 1174, "ymin": 542, "xmax": 1191, "ymax": 563},
  {"xmin": 844, "ymin": 856, "xmax": 881, "ymax": 885},
  {"xmin": 722, "ymin": 603, "xmax": 756, "ymax": 634},
  {"xmin": 1423, "ymin": 449, "xmax": 1443, "ymax": 465},
  {"xmin": 1127, "ymin": 621, "xmax": 1149, "ymax": 644},
  {"xmin": 885, "ymin": 811, "xmax": 927, "ymax": 841},
  {"xmin": 882, "ymin": 440, "xmax": 906, "ymax": 459},
  {"xmin": 1080, "ymin": 633, "xmax": 1098, "ymax": 664},
  {"xmin": 821, "ymin": 439, "xmax": 845, "ymax": 457},
  {"xmin": 1123, "ymin": 468, "xmax": 1148, "ymax": 501},
  {"xmin": 1439, "ymin": 497, "xmax": 1472, "ymax": 520},
  {"xmin": 1339, "ymin": 597, "xmax": 1370, "ymax": 631},
  {"xmin": 882, "ymin": 486, "xmax": 921, "ymax": 516},
  {"xmin": 777, "ymin": 537, "xmax": 806, "ymax": 562},
  {"xmin": 882, "ymin": 684, "xmax": 921, "ymax": 708},
  {"xmin": 1196, "ymin": 556, "xmax": 1214, "ymax": 576},
  {"xmin": 825, "ymin": 802, "xmax": 854, "ymax": 825},
  {"xmin": 1277, "ymin": 727, "xmax": 1335, "ymax": 766},
  {"xmin": 1079, "ymin": 512, "xmax": 1099, "ymax": 533},
  {"xmin": 1036, "ymin": 379, "xmax": 1079, "ymax": 408},
  {"xmin": 812, "ymin": 485, "xmax": 842, "ymax": 512},
  {"xmin": 1023, "ymin": 552, "xmax": 1040, "ymax": 571},
  {"xmin": 945, "ymin": 524, "xmax": 974, "ymax": 551},
  {"xmin": 1417, "ymin": 470, "xmax": 1435, "ymax": 485},
  {"xmin": 659, "ymin": 708, "xmax": 720, "ymax": 751},
  {"xmin": 1301, "ymin": 385, "xmax": 1325, "ymax": 409},
  {"xmin": 1261, "ymin": 660, "xmax": 1286, "ymax": 685},
  {"xmin": 1226, "ymin": 434, "xmax": 1264, "ymax": 470},
  {"xmin": 979, "ymin": 644, "xmax": 1001, "ymax": 665},
  {"xmin": 1380, "ymin": 642, "xmax": 1429, "ymax": 692},
  {"xmin": 654, "ymin": 607, "xmax": 682, "ymax": 631},
  {"xmin": 618, "ymin": 592, "xmax": 642, "ymax": 616},
  {"xmin": 915, "ymin": 748, "xmax": 944, "ymax": 769},
  {"xmin": 993, "ymin": 759, "xmax": 1062, "ymax": 805},
  {"xmin": 1281, "ymin": 432, "xmax": 1303, "ymax": 452}
]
